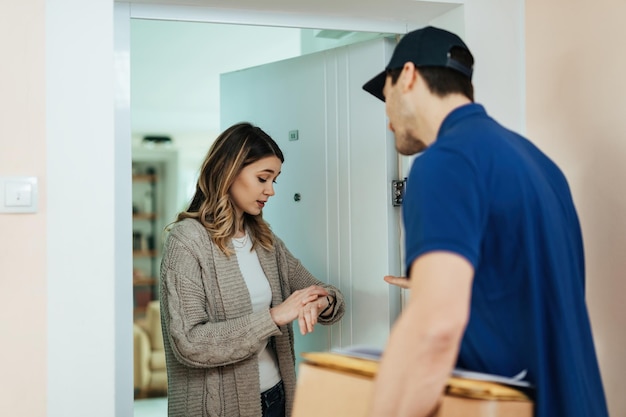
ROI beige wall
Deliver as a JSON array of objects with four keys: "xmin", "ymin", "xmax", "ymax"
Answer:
[
  {"xmin": 526, "ymin": 1, "xmax": 626, "ymax": 415},
  {"xmin": 0, "ymin": 2, "xmax": 47, "ymax": 416}
]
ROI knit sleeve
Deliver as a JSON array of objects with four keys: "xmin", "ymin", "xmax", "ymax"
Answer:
[{"xmin": 160, "ymin": 221, "xmax": 282, "ymax": 369}]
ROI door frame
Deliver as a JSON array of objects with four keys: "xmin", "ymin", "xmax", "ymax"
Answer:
[{"xmin": 115, "ymin": 3, "xmax": 463, "ymax": 414}]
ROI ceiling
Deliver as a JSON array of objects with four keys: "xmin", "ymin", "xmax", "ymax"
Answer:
[
  {"xmin": 128, "ymin": 0, "xmax": 461, "ymax": 137},
  {"xmin": 130, "ymin": 20, "xmax": 305, "ymax": 135}
]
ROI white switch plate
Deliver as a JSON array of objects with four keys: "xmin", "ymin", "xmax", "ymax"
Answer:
[{"xmin": 0, "ymin": 176, "xmax": 38, "ymax": 213}]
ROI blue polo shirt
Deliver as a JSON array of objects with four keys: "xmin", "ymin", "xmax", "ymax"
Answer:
[{"xmin": 403, "ymin": 103, "xmax": 608, "ymax": 417}]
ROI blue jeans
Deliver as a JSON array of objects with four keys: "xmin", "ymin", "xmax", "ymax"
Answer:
[{"xmin": 261, "ymin": 380, "xmax": 285, "ymax": 417}]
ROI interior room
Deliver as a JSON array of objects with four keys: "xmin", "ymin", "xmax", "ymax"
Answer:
[
  {"xmin": 130, "ymin": 19, "xmax": 395, "ymax": 415},
  {"xmin": 4, "ymin": 1, "xmax": 626, "ymax": 416}
]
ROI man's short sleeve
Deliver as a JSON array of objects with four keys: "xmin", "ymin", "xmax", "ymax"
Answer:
[{"xmin": 403, "ymin": 147, "xmax": 486, "ymax": 275}]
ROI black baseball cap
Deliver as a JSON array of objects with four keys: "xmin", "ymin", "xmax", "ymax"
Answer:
[{"xmin": 362, "ymin": 26, "xmax": 473, "ymax": 101}]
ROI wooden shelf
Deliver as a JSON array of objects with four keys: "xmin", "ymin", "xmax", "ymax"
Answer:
[
  {"xmin": 133, "ymin": 278, "xmax": 156, "ymax": 286},
  {"xmin": 132, "ymin": 174, "xmax": 157, "ymax": 183},
  {"xmin": 133, "ymin": 249, "xmax": 157, "ymax": 258},
  {"xmin": 133, "ymin": 161, "xmax": 162, "ymax": 316},
  {"xmin": 133, "ymin": 213, "xmax": 157, "ymax": 220}
]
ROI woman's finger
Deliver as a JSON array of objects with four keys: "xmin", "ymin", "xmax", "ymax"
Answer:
[
  {"xmin": 301, "ymin": 293, "xmax": 320, "ymax": 305},
  {"xmin": 298, "ymin": 310, "xmax": 308, "ymax": 335}
]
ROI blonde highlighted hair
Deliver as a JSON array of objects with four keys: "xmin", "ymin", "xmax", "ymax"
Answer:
[{"xmin": 176, "ymin": 122, "xmax": 284, "ymax": 256}]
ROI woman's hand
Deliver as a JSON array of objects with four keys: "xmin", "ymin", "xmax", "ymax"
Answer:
[
  {"xmin": 270, "ymin": 285, "xmax": 329, "ymax": 331},
  {"xmin": 298, "ymin": 294, "xmax": 333, "ymax": 335},
  {"xmin": 384, "ymin": 275, "xmax": 410, "ymax": 290}
]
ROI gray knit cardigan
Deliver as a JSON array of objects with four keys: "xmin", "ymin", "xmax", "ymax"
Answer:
[{"xmin": 159, "ymin": 218, "xmax": 345, "ymax": 417}]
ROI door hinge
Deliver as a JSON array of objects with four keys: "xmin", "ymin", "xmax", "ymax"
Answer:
[{"xmin": 391, "ymin": 178, "xmax": 407, "ymax": 207}]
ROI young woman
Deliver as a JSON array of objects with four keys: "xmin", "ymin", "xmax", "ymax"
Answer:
[{"xmin": 159, "ymin": 122, "xmax": 345, "ymax": 417}]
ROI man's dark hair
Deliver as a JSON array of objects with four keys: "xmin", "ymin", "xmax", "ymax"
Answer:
[{"xmin": 387, "ymin": 46, "xmax": 474, "ymax": 101}]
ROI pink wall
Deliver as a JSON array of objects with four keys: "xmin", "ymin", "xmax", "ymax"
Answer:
[
  {"xmin": 526, "ymin": 1, "xmax": 626, "ymax": 415},
  {"xmin": 0, "ymin": 2, "xmax": 47, "ymax": 416}
]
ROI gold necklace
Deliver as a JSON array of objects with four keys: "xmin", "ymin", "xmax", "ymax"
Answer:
[{"xmin": 232, "ymin": 232, "xmax": 249, "ymax": 249}]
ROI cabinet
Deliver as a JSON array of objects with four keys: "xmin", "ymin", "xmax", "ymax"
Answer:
[
  {"xmin": 131, "ymin": 147, "xmax": 179, "ymax": 321},
  {"xmin": 132, "ymin": 167, "xmax": 159, "ymax": 319}
]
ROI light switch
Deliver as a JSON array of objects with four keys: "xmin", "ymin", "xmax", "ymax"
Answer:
[
  {"xmin": 5, "ymin": 181, "xmax": 33, "ymax": 206},
  {"xmin": 0, "ymin": 176, "xmax": 38, "ymax": 213}
]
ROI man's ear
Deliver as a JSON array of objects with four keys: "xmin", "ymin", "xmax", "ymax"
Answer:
[{"xmin": 399, "ymin": 62, "xmax": 419, "ymax": 94}]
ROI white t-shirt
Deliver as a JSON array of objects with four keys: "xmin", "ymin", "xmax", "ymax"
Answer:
[{"xmin": 233, "ymin": 232, "xmax": 281, "ymax": 391}]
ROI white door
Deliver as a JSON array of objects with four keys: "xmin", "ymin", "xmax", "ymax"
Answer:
[{"xmin": 221, "ymin": 37, "xmax": 403, "ymax": 364}]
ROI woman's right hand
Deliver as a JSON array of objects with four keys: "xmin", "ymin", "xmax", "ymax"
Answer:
[{"xmin": 270, "ymin": 285, "xmax": 329, "ymax": 329}]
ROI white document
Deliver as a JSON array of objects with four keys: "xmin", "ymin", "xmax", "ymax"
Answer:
[{"xmin": 333, "ymin": 345, "xmax": 534, "ymax": 388}]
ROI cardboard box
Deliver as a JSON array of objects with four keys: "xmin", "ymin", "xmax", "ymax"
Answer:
[{"xmin": 292, "ymin": 352, "xmax": 533, "ymax": 417}]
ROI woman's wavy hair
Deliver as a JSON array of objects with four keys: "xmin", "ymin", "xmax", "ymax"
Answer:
[{"xmin": 176, "ymin": 122, "xmax": 284, "ymax": 256}]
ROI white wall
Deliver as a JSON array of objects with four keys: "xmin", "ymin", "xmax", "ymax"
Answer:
[
  {"xmin": 47, "ymin": 1, "xmax": 131, "ymax": 417},
  {"xmin": 130, "ymin": 20, "xmax": 305, "ymax": 213},
  {"xmin": 130, "ymin": 20, "xmax": 303, "ymax": 135},
  {"xmin": 129, "ymin": 24, "xmax": 403, "ymax": 217},
  {"xmin": 463, "ymin": 0, "xmax": 526, "ymax": 133}
]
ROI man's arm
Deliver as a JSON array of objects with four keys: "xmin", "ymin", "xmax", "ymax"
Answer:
[{"xmin": 369, "ymin": 251, "xmax": 474, "ymax": 417}]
